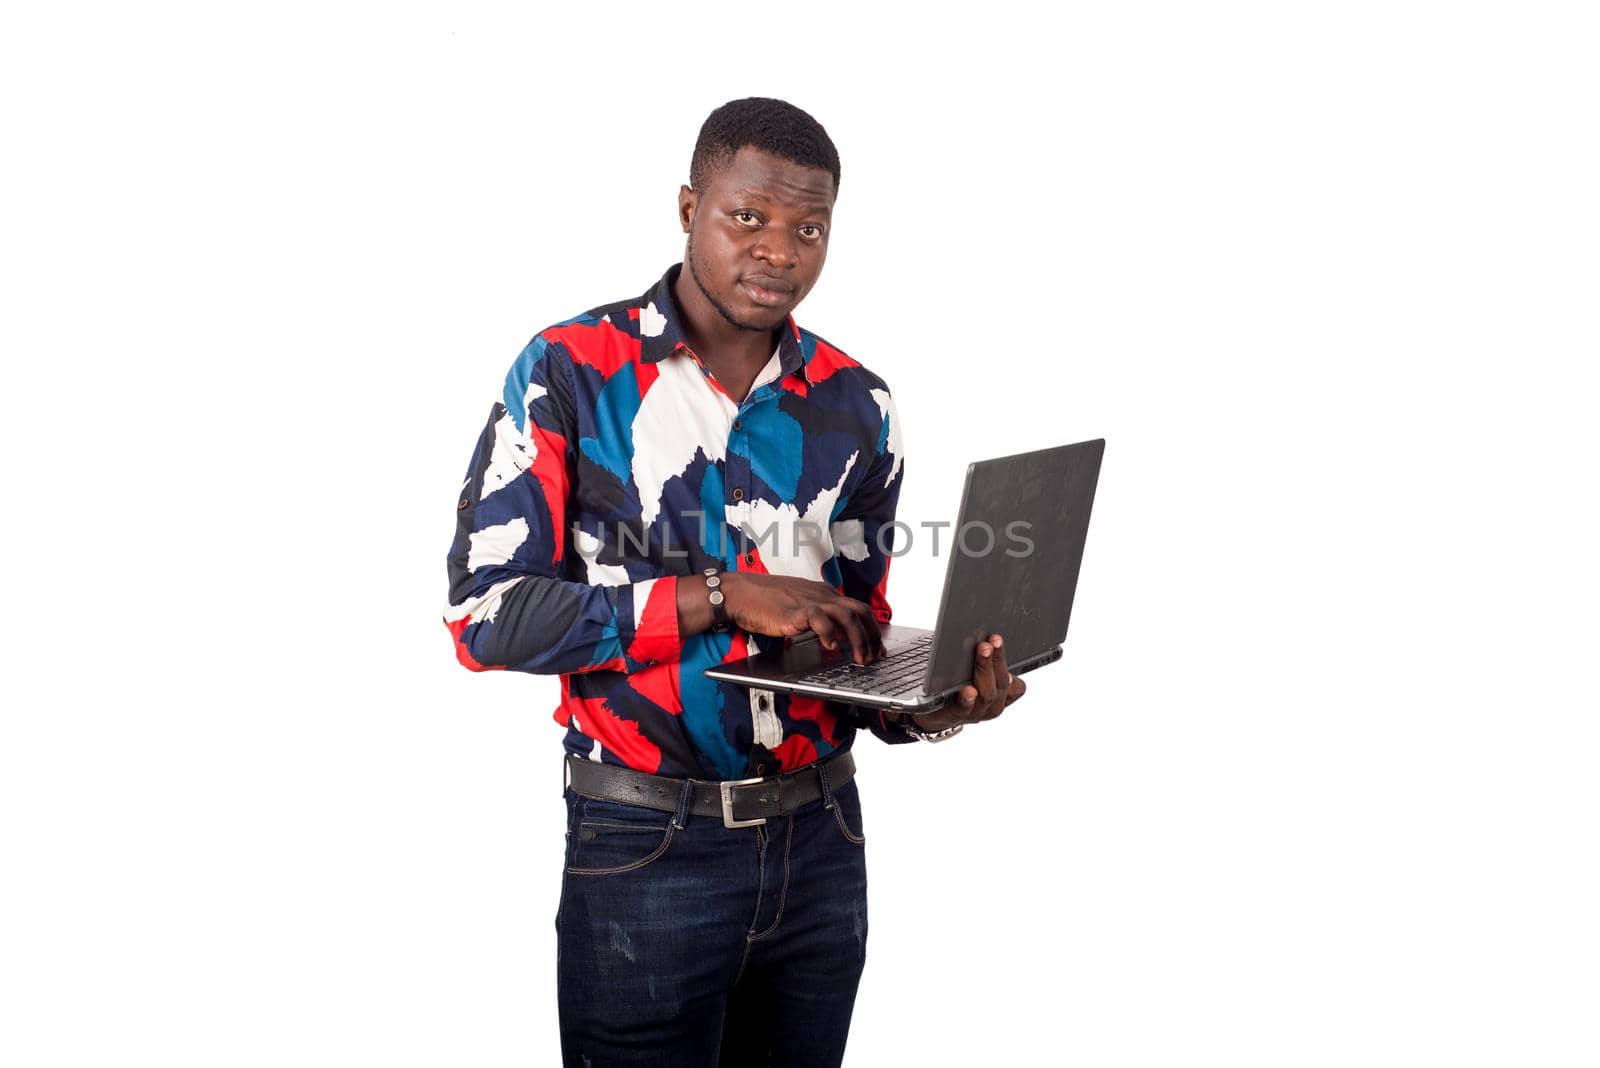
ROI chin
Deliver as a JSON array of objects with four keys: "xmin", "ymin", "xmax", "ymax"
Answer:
[
  {"xmin": 743, "ymin": 308, "xmax": 791, "ymax": 331},
  {"xmin": 755, "ymin": 316, "xmax": 792, "ymax": 334},
  {"xmin": 717, "ymin": 296, "xmax": 790, "ymax": 332}
]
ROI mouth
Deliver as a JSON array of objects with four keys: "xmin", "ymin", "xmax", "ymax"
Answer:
[{"xmin": 741, "ymin": 277, "xmax": 794, "ymax": 307}]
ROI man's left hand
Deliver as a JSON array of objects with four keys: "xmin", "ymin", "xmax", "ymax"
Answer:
[{"xmin": 904, "ymin": 632, "xmax": 1026, "ymax": 733}]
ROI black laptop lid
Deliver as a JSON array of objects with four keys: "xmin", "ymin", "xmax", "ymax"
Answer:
[{"xmin": 922, "ymin": 438, "xmax": 1105, "ymax": 696}]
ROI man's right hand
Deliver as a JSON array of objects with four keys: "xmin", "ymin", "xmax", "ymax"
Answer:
[{"xmin": 720, "ymin": 572, "xmax": 885, "ymax": 665}]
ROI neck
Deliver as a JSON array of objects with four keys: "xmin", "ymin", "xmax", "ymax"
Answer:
[{"xmin": 671, "ymin": 268, "xmax": 779, "ymax": 370}]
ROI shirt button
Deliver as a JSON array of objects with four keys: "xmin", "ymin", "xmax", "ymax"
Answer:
[
  {"xmin": 732, "ymin": 488, "xmax": 743, "ymax": 501},
  {"xmin": 744, "ymin": 551, "xmax": 754, "ymax": 565},
  {"xmin": 732, "ymin": 419, "xmax": 742, "ymax": 431},
  {"xmin": 753, "ymin": 763, "xmax": 767, "ymax": 775}
]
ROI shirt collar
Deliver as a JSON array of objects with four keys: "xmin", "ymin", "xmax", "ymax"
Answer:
[{"xmin": 639, "ymin": 263, "xmax": 811, "ymax": 384}]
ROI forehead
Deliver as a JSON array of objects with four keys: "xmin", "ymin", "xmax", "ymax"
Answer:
[{"xmin": 706, "ymin": 146, "xmax": 835, "ymax": 213}]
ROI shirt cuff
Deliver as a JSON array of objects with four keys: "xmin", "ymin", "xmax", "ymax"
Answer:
[{"xmin": 625, "ymin": 575, "xmax": 682, "ymax": 666}]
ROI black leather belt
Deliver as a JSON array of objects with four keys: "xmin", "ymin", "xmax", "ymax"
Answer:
[{"xmin": 565, "ymin": 750, "xmax": 856, "ymax": 829}]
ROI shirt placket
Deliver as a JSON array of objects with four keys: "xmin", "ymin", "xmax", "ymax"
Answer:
[
  {"xmin": 677, "ymin": 341, "xmax": 783, "ymax": 775},
  {"xmin": 679, "ymin": 341, "xmax": 772, "ymax": 570}
]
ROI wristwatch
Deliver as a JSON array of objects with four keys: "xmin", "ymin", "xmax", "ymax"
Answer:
[
  {"xmin": 703, "ymin": 567, "xmax": 733, "ymax": 633},
  {"xmin": 898, "ymin": 715, "xmax": 965, "ymax": 743}
]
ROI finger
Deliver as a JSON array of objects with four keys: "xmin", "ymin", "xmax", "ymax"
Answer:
[
  {"xmin": 821, "ymin": 602, "xmax": 873, "ymax": 664},
  {"xmin": 983, "ymin": 634, "xmax": 1011, "ymax": 720},
  {"xmin": 986, "ymin": 675, "xmax": 1026, "ymax": 722},
  {"xmin": 989, "ymin": 634, "xmax": 1011, "ymax": 692},
  {"xmin": 938, "ymin": 685, "xmax": 978, "ymax": 727},
  {"xmin": 807, "ymin": 603, "xmax": 856, "ymax": 661},
  {"xmin": 819, "ymin": 590, "xmax": 882, "ymax": 659},
  {"xmin": 1003, "ymin": 675, "xmax": 1027, "ymax": 708},
  {"xmin": 807, "ymin": 607, "xmax": 843, "ymax": 652},
  {"xmin": 972, "ymin": 640, "xmax": 996, "ymax": 704},
  {"xmin": 842, "ymin": 597, "xmax": 885, "ymax": 659},
  {"xmin": 980, "ymin": 696, "xmax": 1007, "ymax": 721}
]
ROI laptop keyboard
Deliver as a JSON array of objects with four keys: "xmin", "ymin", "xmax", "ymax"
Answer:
[{"xmin": 794, "ymin": 634, "xmax": 934, "ymax": 695}]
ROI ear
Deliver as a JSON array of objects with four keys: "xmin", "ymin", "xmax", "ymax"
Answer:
[{"xmin": 677, "ymin": 185, "xmax": 696, "ymax": 234}]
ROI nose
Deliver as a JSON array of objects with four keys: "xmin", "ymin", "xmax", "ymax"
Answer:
[{"xmin": 753, "ymin": 230, "xmax": 800, "ymax": 271}]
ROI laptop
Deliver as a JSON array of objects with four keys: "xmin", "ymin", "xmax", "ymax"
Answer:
[{"xmin": 704, "ymin": 438, "xmax": 1104, "ymax": 712}]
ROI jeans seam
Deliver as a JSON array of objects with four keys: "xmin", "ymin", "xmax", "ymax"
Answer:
[
  {"xmin": 832, "ymin": 800, "xmax": 866, "ymax": 845},
  {"xmin": 733, "ymin": 825, "xmax": 768, "ymax": 985},
  {"xmin": 564, "ymin": 823, "xmax": 677, "ymax": 876},
  {"xmin": 746, "ymin": 816, "xmax": 794, "ymax": 944},
  {"xmin": 577, "ymin": 818, "xmax": 669, "ymax": 832}
]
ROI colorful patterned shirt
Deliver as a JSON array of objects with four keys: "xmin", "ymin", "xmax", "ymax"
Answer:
[{"xmin": 443, "ymin": 263, "xmax": 914, "ymax": 779}]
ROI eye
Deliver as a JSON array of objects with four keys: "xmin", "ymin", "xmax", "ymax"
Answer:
[
  {"xmin": 732, "ymin": 211, "xmax": 761, "ymax": 227},
  {"xmin": 798, "ymin": 224, "xmax": 825, "ymax": 241}
]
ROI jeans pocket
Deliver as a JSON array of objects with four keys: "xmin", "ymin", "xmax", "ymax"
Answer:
[
  {"xmin": 830, "ymin": 780, "xmax": 867, "ymax": 846},
  {"xmin": 565, "ymin": 795, "xmax": 677, "ymax": 876}
]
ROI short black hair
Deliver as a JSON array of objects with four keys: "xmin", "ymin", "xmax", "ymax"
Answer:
[{"xmin": 689, "ymin": 97, "xmax": 841, "ymax": 195}]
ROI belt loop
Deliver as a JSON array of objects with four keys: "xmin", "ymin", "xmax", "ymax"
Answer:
[
  {"xmin": 672, "ymin": 777, "xmax": 695, "ymax": 830},
  {"xmin": 817, "ymin": 758, "xmax": 837, "ymax": 811}
]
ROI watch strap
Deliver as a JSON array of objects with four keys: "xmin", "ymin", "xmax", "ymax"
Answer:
[{"xmin": 703, "ymin": 567, "xmax": 732, "ymax": 633}]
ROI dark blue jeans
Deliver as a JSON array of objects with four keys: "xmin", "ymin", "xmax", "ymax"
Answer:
[{"xmin": 555, "ymin": 767, "xmax": 870, "ymax": 1067}]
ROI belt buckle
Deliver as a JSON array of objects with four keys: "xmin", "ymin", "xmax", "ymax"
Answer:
[{"xmin": 719, "ymin": 776, "xmax": 769, "ymax": 829}]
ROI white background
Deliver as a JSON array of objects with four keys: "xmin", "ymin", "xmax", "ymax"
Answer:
[{"xmin": 4, "ymin": 2, "xmax": 1597, "ymax": 1065}]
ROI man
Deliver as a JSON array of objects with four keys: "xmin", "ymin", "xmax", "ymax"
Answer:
[{"xmin": 443, "ymin": 97, "xmax": 1025, "ymax": 1067}]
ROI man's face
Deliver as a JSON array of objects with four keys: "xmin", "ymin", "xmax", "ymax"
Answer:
[{"xmin": 679, "ymin": 146, "xmax": 835, "ymax": 333}]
